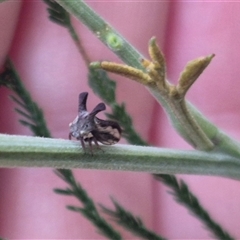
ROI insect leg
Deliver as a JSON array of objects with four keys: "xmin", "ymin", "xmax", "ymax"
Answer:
[
  {"xmin": 88, "ymin": 138, "xmax": 94, "ymax": 155},
  {"xmin": 93, "ymin": 137, "xmax": 104, "ymax": 152},
  {"xmin": 80, "ymin": 137, "xmax": 87, "ymax": 153}
]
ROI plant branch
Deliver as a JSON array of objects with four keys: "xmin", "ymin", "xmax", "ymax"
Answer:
[
  {"xmin": 54, "ymin": 0, "xmax": 144, "ymax": 70},
  {"xmin": 1, "ymin": 134, "xmax": 240, "ymax": 179},
  {"xmin": 92, "ymin": 52, "xmax": 215, "ymax": 151}
]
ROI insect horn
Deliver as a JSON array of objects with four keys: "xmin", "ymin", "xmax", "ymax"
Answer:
[
  {"xmin": 90, "ymin": 103, "xmax": 106, "ymax": 117},
  {"xmin": 78, "ymin": 92, "xmax": 88, "ymax": 113}
]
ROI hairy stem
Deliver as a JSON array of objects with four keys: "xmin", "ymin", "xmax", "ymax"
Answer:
[
  {"xmin": 54, "ymin": 0, "xmax": 144, "ymax": 70},
  {"xmin": 1, "ymin": 134, "xmax": 240, "ymax": 179}
]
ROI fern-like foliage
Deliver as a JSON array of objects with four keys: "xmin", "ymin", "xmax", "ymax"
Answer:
[
  {"xmin": 0, "ymin": 59, "xmax": 51, "ymax": 138},
  {"xmin": 54, "ymin": 169, "xmax": 122, "ymax": 240},
  {"xmin": 43, "ymin": 0, "xmax": 90, "ymax": 65},
  {"xmin": 154, "ymin": 174, "xmax": 235, "ymax": 240},
  {"xmin": 101, "ymin": 198, "xmax": 166, "ymax": 240},
  {"xmin": 43, "ymin": 0, "xmax": 71, "ymax": 27},
  {"xmin": 88, "ymin": 68, "xmax": 116, "ymax": 105}
]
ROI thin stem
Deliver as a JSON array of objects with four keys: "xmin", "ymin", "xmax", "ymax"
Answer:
[
  {"xmin": 55, "ymin": 0, "xmax": 144, "ymax": 70},
  {"xmin": 1, "ymin": 134, "xmax": 240, "ymax": 179},
  {"xmin": 68, "ymin": 23, "xmax": 90, "ymax": 66}
]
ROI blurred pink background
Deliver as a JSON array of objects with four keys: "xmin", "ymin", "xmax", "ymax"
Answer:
[{"xmin": 0, "ymin": 1, "xmax": 240, "ymax": 239}]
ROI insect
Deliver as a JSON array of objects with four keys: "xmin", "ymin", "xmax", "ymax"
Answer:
[{"xmin": 69, "ymin": 92, "xmax": 121, "ymax": 153}]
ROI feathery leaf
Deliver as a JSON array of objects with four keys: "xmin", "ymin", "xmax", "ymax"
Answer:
[
  {"xmin": 101, "ymin": 198, "xmax": 167, "ymax": 240},
  {"xmin": 154, "ymin": 174, "xmax": 235, "ymax": 240}
]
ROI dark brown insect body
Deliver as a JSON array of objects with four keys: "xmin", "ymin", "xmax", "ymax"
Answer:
[{"xmin": 69, "ymin": 92, "xmax": 121, "ymax": 152}]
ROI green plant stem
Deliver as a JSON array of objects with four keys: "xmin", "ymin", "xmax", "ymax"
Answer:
[
  {"xmin": 54, "ymin": 0, "xmax": 144, "ymax": 70},
  {"xmin": 55, "ymin": 0, "xmax": 240, "ymax": 158},
  {"xmin": 68, "ymin": 24, "xmax": 90, "ymax": 66},
  {"xmin": 1, "ymin": 134, "xmax": 240, "ymax": 179}
]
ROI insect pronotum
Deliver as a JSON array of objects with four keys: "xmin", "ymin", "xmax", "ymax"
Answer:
[{"xmin": 69, "ymin": 92, "xmax": 122, "ymax": 153}]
